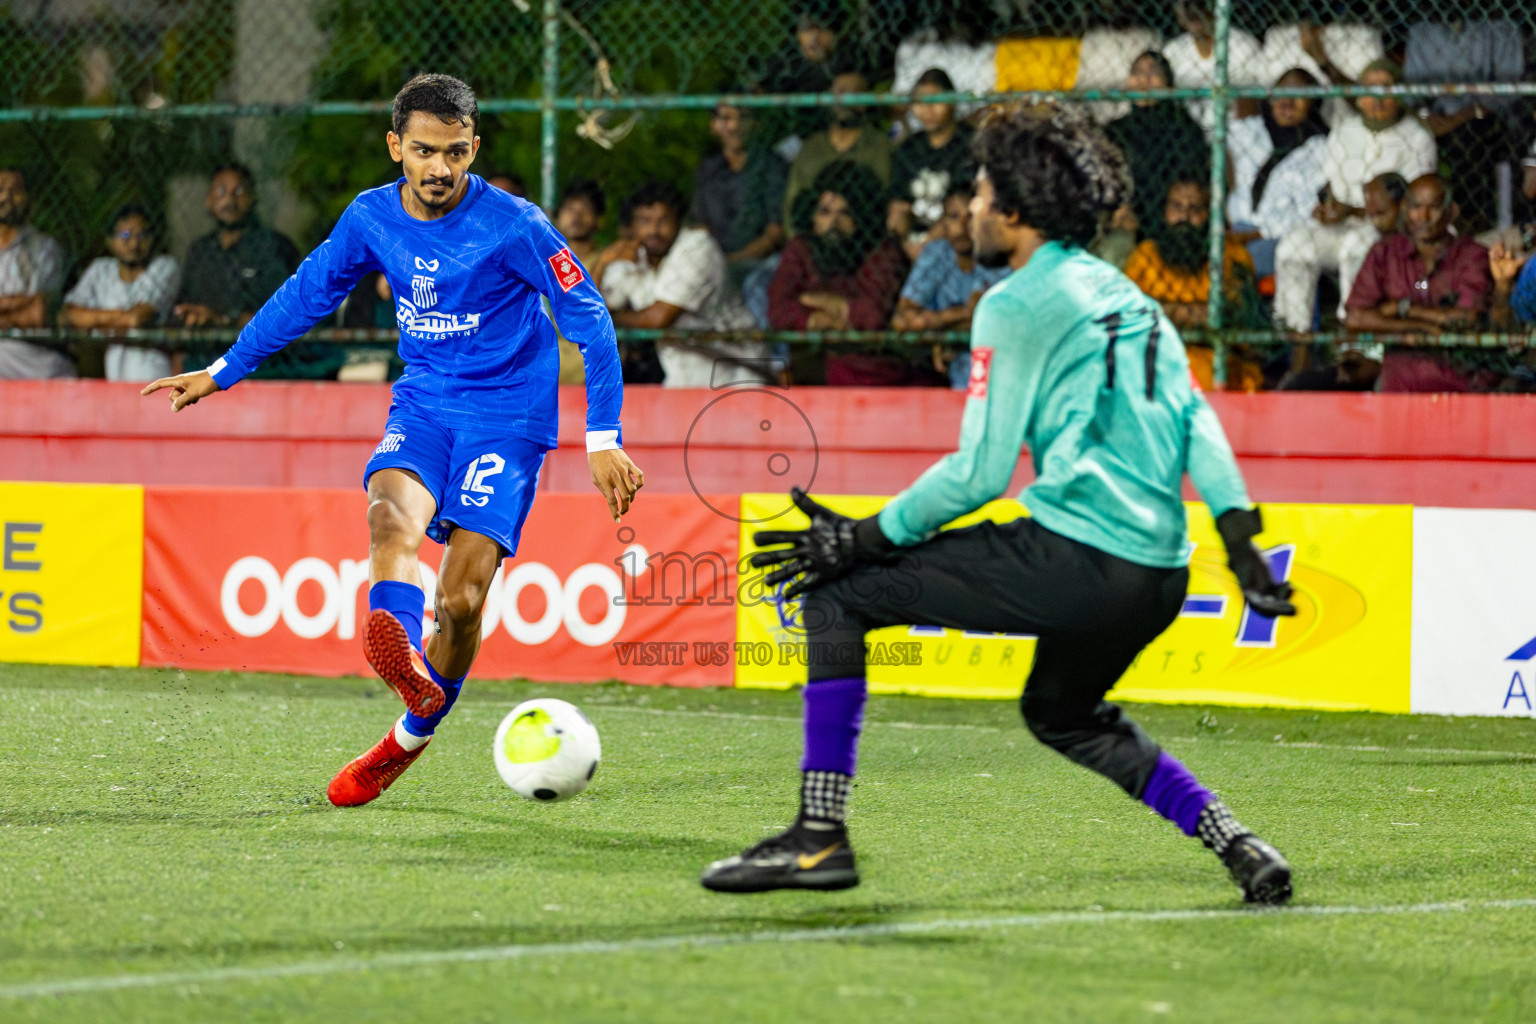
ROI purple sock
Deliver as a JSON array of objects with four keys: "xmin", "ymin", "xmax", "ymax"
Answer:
[
  {"xmin": 801, "ymin": 677, "xmax": 866, "ymax": 776},
  {"xmin": 1141, "ymin": 751, "xmax": 1216, "ymax": 836},
  {"xmin": 369, "ymin": 580, "xmax": 425, "ymax": 655}
]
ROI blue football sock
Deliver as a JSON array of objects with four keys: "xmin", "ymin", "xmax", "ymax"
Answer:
[
  {"xmin": 402, "ymin": 658, "xmax": 465, "ymax": 737},
  {"xmin": 369, "ymin": 580, "xmax": 425, "ymax": 655}
]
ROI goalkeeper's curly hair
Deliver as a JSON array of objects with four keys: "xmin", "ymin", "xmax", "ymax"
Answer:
[{"xmin": 972, "ymin": 106, "xmax": 1132, "ymax": 249}]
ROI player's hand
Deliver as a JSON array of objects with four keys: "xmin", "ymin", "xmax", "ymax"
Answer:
[
  {"xmin": 141, "ymin": 369, "xmax": 220, "ymax": 412},
  {"xmin": 589, "ymin": 448, "xmax": 644, "ymax": 522},
  {"xmin": 750, "ymin": 487, "xmax": 898, "ymax": 599},
  {"xmin": 1216, "ymin": 507, "xmax": 1297, "ymax": 617}
]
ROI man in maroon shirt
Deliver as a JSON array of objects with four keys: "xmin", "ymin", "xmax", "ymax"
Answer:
[
  {"xmin": 769, "ymin": 160, "xmax": 919, "ymax": 384},
  {"xmin": 1344, "ymin": 173, "xmax": 1491, "ymax": 391}
]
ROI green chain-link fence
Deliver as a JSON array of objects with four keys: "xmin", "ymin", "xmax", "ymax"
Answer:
[{"xmin": 1, "ymin": 0, "xmax": 1533, "ymax": 387}]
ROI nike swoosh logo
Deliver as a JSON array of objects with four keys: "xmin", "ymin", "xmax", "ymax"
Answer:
[{"xmin": 796, "ymin": 843, "xmax": 842, "ymax": 870}]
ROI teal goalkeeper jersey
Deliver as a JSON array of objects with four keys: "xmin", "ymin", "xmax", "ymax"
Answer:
[{"xmin": 877, "ymin": 240, "xmax": 1251, "ymax": 569}]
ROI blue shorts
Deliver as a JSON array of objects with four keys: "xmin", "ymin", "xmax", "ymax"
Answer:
[{"xmin": 363, "ymin": 402, "xmax": 548, "ymax": 557}]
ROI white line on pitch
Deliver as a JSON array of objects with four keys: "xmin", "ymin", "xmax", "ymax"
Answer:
[
  {"xmin": 4, "ymin": 898, "xmax": 1534, "ymax": 1001},
  {"xmin": 585, "ymin": 704, "xmax": 1536, "ymax": 759},
  {"xmin": 590, "ymin": 705, "xmax": 1001, "ymax": 732}
]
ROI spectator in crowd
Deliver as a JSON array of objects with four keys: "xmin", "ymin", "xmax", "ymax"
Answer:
[
  {"xmin": 1260, "ymin": 21, "xmax": 1378, "ymax": 127},
  {"xmin": 485, "ymin": 171, "xmax": 527, "ymax": 198},
  {"xmin": 769, "ymin": 161, "xmax": 915, "ymax": 384},
  {"xmin": 1478, "ymin": 140, "xmax": 1536, "ymax": 254},
  {"xmin": 1102, "ymin": 52, "xmax": 1208, "ymax": 253},
  {"xmin": 755, "ymin": 0, "xmax": 855, "ymax": 158},
  {"xmin": 174, "ymin": 162, "xmax": 300, "ymax": 328},
  {"xmin": 1227, "ymin": 68, "xmax": 1330, "ymax": 278},
  {"xmin": 1163, "ymin": 1, "xmax": 1266, "ymax": 138},
  {"xmin": 0, "ymin": 166, "xmax": 69, "ymax": 379},
  {"xmin": 692, "ymin": 102, "xmax": 788, "ymax": 274},
  {"xmin": 1487, "ymin": 132, "xmax": 1536, "ymax": 330},
  {"xmin": 1124, "ymin": 175, "xmax": 1263, "ymax": 391},
  {"xmin": 1273, "ymin": 59, "xmax": 1436, "ymax": 334},
  {"xmin": 554, "ymin": 177, "xmax": 606, "ymax": 270},
  {"xmin": 693, "ymin": 102, "xmax": 789, "ymax": 329},
  {"xmin": 1344, "ymin": 174, "xmax": 1492, "ymax": 392},
  {"xmin": 61, "ymin": 204, "xmax": 180, "ymax": 382},
  {"xmin": 597, "ymin": 180, "xmax": 762, "ymax": 388},
  {"xmin": 886, "ymin": 68, "xmax": 975, "ymax": 260},
  {"xmin": 1489, "ymin": 241, "xmax": 1535, "ymax": 329},
  {"xmin": 1281, "ymin": 172, "xmax": 1408, "ymax": 390},
  {"xmin": 889, "ymin": 182, "xmax": 1007, "ymax": 388},
  {"xmin": 782, "ymin": 71, "xmax": 891, "ymax": 231},
  {"xmin": 1405, "ymin": 19, "xmax": 1524, "ymax": 236}
]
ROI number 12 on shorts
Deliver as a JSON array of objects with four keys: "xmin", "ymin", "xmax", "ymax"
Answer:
[{"xmin": 461, "ymin": 453, "xmax": 504, "ymax": 507}]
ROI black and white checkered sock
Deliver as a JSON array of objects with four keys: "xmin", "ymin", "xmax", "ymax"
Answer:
[
  {"xmin": 1195, "ymin": 800, "xmax": 1248, "ymax": 856},
  {"xmin": 799, "ymin": 770, "xmax": 852, "ymax": 827}
]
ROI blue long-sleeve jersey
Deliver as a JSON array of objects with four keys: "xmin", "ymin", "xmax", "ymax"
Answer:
[{"xmin": 208, "ymin": 174, "xmax": 623, "ymax": 449}]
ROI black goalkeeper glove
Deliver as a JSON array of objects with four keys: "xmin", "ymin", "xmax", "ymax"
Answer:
[
  {"xmin": 750, "ymin": 487, "xmax": 899, "ymax": 599},
  {"xmin": 1216, "ymin": 506, "xmax": 1297, "ymax": 618}
]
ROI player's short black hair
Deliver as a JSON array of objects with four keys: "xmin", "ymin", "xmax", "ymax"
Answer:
[
  {"xmin": 619, "ymin": 180, "xmax": 686, "ymax": 225},
  {"xmin": 559, "ymin": 177, "xmax": 607, "ymax": 218},
  {"xmin": 392, "ymin": 73, "xmax": 479, "ymax": 136},
  {"xmin": 973, "ymin": 106, "xmax": 1131, "ymax": 249},
  {"xmin": 210, "ymin": 161, "xmax": 254, "ymax": 186},
  {"xmin": 106, "ymin": 202, "xmax": 153, "ymax": 233}
]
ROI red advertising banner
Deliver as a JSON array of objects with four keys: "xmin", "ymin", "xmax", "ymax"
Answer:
[{"xmin": 142, "ymin": 487, "xmax": 739, "ymax": 685}]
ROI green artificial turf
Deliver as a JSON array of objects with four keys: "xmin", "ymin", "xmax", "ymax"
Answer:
[{"xmin": 2, "ymin": 663, "xmax": 1535, "ymax": 1022}]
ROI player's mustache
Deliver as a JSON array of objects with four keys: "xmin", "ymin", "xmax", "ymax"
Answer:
[{"xmin": 422, "ymin": 176, "xmax": 453, "ymax": 188}]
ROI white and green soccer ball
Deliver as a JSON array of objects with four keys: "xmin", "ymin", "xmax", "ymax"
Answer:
[{"xmin": 492, "ymin": 698, "xmax": 601, "ymax": 801}]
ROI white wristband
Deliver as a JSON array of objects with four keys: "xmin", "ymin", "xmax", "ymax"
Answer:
[{"xmin": 586, "ymin": 429, "xmax": 621, "ymax": 453}]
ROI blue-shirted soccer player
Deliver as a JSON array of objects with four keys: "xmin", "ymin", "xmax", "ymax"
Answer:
[{"xmin": 143, "ymin": 75, "xmax": 644, "ymax": 806}]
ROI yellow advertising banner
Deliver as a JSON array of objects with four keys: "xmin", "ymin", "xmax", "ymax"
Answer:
[
  {"xmin": 0, "ymin": 482, "xmax": 143, "ymax": 667},
  {"xmin": 736, "ymin": 494, "xmax": 1411, "ymax": 713}
]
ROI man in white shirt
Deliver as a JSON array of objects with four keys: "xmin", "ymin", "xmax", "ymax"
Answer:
[
  {"xmin": 1161, "ymin": 2, "xmax": 1265, "ymax": 139},
  {"xmin": 0, "ymin": 167, "xmax": 69, "ymax": 379},
  {"xmin": 597, "ymin": 180, "xmax": 764, "ymax": 388},
  {"xmin": 62, "ymin": 204, "xmax": 181, "ymax": 381},
  {"xmin": 1273, "ymin": 60, "xmax": 1436, "ymax": 332}
]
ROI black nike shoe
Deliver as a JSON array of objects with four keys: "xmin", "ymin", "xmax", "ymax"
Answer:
[
  {"xmin": 1221, "ymin": 834, "xmax": 1293, "ymax": 905},
  {"xmin": 700, "ymin": 824, "xmax": 859, "ymax": 893}
]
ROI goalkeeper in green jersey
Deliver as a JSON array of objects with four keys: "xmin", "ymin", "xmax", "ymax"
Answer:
[{"xmin": 702, "ymin": 107, "xmax": 1297, "ymax": 904}]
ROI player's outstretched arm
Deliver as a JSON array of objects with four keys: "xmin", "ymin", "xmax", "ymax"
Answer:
[
  {"xmin": 878, "ymin": 291, "xmax": 1041, "ymax": 546},
  {"xmin": 1216, "ymin": 507, "xmax": 1297, "ymax": 617},
  {"xmin": 589, "ymin": 448, "xmax": 645, "ymax": 523},
  {"xmin": 751, "ymin": 487, "xmax": 897, "ymax": 598},
  {"xmin": 141, "ymin": 370, "xmax": 221, "ymax": 412},
  {"xmin": 1185, "ymin": 396, "xmax": 1296, "ymax": 617}
]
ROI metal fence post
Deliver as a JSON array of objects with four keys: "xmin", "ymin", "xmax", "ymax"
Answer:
[
  {"xmin": 1207, "ymin": 0, "xmax": 1232, "ymax": 387},
  {"xmin": 540, "ymin": 0, "xmax": 560, "ymax": 213}
]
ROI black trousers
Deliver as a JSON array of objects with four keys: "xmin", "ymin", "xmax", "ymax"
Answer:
[{"xmin": 803, "ymin": 518, "xmax": 1188, "ymax": 798}]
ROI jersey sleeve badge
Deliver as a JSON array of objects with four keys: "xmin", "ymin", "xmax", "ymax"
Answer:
[
  {"xmin": 548, "ymin": 248, "xmax": 585, "ymax": 292},
  {"xmin": 967, "ymin": 347, "xmax": 995, "ymax": 400}
]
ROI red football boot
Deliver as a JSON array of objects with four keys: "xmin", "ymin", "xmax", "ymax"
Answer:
[
  {"xmin": 328, "ymin": 727, "xmax": 430, "ymax": 807},
  {"xmin": 363, "ymin": 608, "xmax": 445, "ymax": 717}
]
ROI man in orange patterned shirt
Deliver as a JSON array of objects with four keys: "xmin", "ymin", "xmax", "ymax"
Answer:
[{"xmin": 1125, "ymin": 176, "xmax": 1262, "ymax": 389}]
